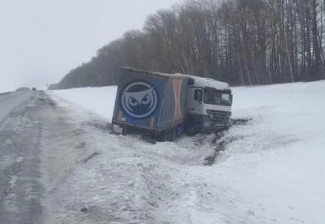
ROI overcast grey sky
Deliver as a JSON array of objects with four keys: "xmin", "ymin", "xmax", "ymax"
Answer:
[{"xmin": 0, "ymin": 0, "xmax": 182, "ymax": 92}]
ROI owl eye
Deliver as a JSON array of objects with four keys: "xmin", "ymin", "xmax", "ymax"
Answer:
[
  {"xmin": 141, "ymin": 94, "xmax": 151, "ymax": 105},
  {"xmin": 128, "ymin": 97, "xmax": 138, "ymax": 106}
]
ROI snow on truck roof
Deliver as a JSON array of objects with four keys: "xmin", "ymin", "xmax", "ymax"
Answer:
[
  {"xmin": 175, "ymin": 73, "xmax": 230, "ymax": 90},
  {"xmin": 122, "ymin": 67, "xmax": 230, "ymax": 90}
]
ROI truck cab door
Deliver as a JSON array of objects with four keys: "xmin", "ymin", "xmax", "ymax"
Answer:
[{"xmin": 187, "ymin": 87, "xmax": 204, "ymax": 115}]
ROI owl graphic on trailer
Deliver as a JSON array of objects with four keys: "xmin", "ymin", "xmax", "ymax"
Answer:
[{"xmin": 121, "ymin": 81, "xmax": 159, "ymax": 119}]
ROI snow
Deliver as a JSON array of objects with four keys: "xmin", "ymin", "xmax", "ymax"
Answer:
[
  {"xmin": 191, "ymin": 76, "xmax": 230, "ymax": 89},
  {"xmin": 52, "ymin": 86, "xmax": 117, "ymax": 121},
  {"xmin": 47, "ymin": 80, "xmax": 325, "ymax": 224}
]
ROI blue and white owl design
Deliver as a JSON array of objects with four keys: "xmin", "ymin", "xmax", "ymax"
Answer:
[{"xmin": 121, "ymin": 81, "xmax": 159, "ymax": 119}]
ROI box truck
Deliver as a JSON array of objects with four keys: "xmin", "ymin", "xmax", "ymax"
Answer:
[{"xmin": 112, "ymin": 68, "xmax": 232, "ymax": 141}]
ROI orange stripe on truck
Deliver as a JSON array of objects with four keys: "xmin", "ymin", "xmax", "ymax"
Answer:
[
  {"xmin": 150, "ymin": 117, "xmax": 155, "ymax": 128},
  {"xmin": 173, "ymin": 79, "xmax": 183, "ymax": 126},
  {"xmin": 118, "ymin": 111, "xmax": 123, "ymax": 122}
]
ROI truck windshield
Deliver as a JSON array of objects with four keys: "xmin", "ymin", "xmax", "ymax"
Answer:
[{"xmin": 204, "ymin": 88, "xmax": 232, "ymax": 106}]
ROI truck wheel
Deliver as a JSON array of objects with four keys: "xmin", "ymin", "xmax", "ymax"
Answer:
[
  {"xmin": 171, "ymin": 128, "xmax": 177, "ymax": 141},
  {"xmin": 166, "ymin": 129, "xmax": 172, "ymax": 141},
  {"xmin": 157, "ymin": 132, "xmax": 164, "ymax": 142},
  {"xmin": 163, "ymin": 129, "xmax": 174, "ymax": 142},
  {"xmin": 225, "ymin": 119, "xmax": 231, "ymax": 129},
  {"xmin": 186, "ymin": 126, "xmax": 196, "ymax": 136},
  {"xmin": 160, "ymin": 130, "xmax": 168, "ymax": 142},
  {"xmin": 122, "ymin": 127, "xmax": 127, "ymax": 135}
]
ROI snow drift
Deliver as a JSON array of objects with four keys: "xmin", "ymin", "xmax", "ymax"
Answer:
[{"xmin": 48, "ymin": 81, "xmax": 325, "ymax": 224}]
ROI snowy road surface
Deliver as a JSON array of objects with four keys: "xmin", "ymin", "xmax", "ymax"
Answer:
[
  {"xmin": 0, "ymin": 91, "xmax": 44, "ymax": 223},
  {"xmin": 0, "ymin": 91, "xmax": 97, "ymax": 224}
]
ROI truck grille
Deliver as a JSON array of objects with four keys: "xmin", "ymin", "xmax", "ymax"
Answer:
[{"xmin": 207, "ymin": 110, "xmax": 231, "ymax": 121}]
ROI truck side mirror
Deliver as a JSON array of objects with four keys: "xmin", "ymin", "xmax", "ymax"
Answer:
[{"xmin": 194, "ymin": 89, "xmax": 202, "ymax": 102}]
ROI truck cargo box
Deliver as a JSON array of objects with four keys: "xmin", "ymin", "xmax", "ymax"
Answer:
[{"xmin": 112, "ymin": 68, "xmax": 190, "ymax": 135}]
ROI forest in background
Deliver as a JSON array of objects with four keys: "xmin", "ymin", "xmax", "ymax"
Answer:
[{"xmin": 49, "ymin": 0, "xmax": 325, "ymax": 89}]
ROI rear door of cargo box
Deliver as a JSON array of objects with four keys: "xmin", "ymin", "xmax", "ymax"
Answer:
[{"xmin": 113, "ymin": 70, "xmax": 167, "ymax": 130}]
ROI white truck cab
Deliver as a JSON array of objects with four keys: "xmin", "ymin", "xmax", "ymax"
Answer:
[{"xmin": 185, "ymin": 76, "xmax": 232, "ymax": 134}]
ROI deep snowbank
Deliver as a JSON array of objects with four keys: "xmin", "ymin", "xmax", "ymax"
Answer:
[{"xmin": 48, "ymin": 81, "xmax": 325, "ymax": 224}]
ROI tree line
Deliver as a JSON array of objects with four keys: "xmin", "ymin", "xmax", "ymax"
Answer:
[{"xmin": 50, "ymin": 0, "xmax": 325, "ymax": 90}]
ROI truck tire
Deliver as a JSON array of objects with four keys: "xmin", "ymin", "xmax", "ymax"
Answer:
[
  {"xmin": 171, "ymin": 128, "xmax": 177, "ymax": 141},
  {"xmin": 166, "ymin": 129, "xmax": 172, "ymax": 141},
  {"xmin": 186, "ymin": 125, "xmax": 196, "ymax": 136},
  {"xmin": 122, "ymin": 127, "xmax": 128, "ymax": 135},
  {"xmin": 162, "ymin": 129, "xmax": 174, "ymax": 142}
]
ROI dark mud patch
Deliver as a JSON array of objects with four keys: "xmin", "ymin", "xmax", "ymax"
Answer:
[
  {"xmin": 38, "ymin": 98, "xmax": 46, "ymax": 102},
  {"xmin": 82, "ymin": 152, "xmax": 100, "ymax": 163},
  {"xmin": 46, "ymin": 98, "xmax": 57, "ymax": 107},
  {"xmin": 230, "ymin": 118, "xmax": 252, "ymax": 126},
  {"xmin": 204, "ymin": 117, "xmax": 252, "ymax": 166},
  {"xmin": 37, "ymin": 91, "xmax": 57, "ymax": 107},
  {"xmin": 204, "ymin": 131, "xmax": 227, "ymax": 166}
]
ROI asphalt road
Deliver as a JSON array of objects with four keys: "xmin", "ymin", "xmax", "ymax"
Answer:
[{"xmin": 0, "ymin": 90, "xmax": 52, "ymax": 224}]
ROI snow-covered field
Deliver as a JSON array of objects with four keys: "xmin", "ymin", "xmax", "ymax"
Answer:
[
  {"xmin": 48, "ymin": 81, "xmax": 325, "ymax": 224},
  {"xmin": 53, "ymin": 86, "xmax": 117, "ymax": 121}
]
